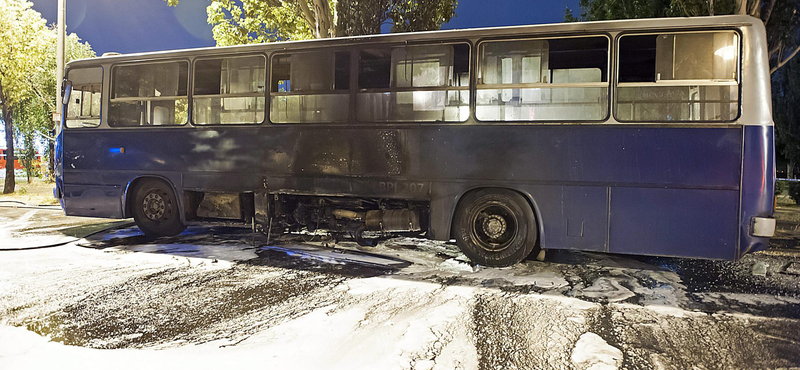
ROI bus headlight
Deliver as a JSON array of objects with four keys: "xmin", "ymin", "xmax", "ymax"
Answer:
[{"xmin": 751, "ymin": 217, "xmax": 776, "ymax": 238}]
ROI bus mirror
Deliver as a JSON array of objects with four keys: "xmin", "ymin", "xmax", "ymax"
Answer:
[{"xmin": 62, "ymin": 81, "xmax": 72, "ymax": 106}]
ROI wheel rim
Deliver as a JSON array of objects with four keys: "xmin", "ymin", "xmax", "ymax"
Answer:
[
  {"xmin": 469, "ymin": 202, "xmax": 518, "ymax": 252},
  {"xmin": 142, "ymin": 191, "xmax": 170, "ymax": 221}
]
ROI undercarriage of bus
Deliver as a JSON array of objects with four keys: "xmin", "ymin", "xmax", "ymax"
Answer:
[
  {"xmin": 184, "ymin": 191, "xmax": 428, "ymax": 246},
  {"xmin": 129, "ymin": 179, "xmax": 539, "ymax": 267}
]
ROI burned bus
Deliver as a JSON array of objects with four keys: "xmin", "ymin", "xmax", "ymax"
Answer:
[{"xmin": 55, "ymin": 15, "xmax": 775, "ymax": 266}]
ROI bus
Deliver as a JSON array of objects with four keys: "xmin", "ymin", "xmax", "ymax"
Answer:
[
  {"xmin": 0, "ymin": 149, "xmax": 22, "ymax": 170},
  {"xmin": 55, "ymin": 15, "xmax": 776, "ymax": 267},
  {"xmin": 1, "ymin": 149, "xmax": 43, "ymax": 172}
]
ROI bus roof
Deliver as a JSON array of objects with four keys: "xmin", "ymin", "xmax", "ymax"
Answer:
[{"xmin": 66, "ymin": 14, "xmax": 761, "ymax": 68}]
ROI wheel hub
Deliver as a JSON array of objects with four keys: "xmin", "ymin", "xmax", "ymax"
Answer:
[
  {"xmin": 482, "ymin": 215, "xmax": 507, "ymax": 239},
  {"xmin": 143, "ymin": 193, "xmax": 166, "ymax": 220}
]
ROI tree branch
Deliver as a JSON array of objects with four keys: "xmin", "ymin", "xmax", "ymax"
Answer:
[
  {"xmin": 675, "ymin": 0, "xmax": 693, "ymax": 17},
  {"xmin": 310, "ymin": 0, "xmax": 332, "ymax": 38},
  {"xmin": 772, "ymin": 44, "xmax": 800, "ymax": 74},
  {"xmin": 735, "ymin": 0, "xmax": 746, "ymax": 14},
  {"xmin": 770, "ymin": 40, "xmax": 783, "ymax": 59},
  {"xmin": 763, "ymin": 0, "xmax": 777, "ymax": 25},
  {"xmin": 745, "ymin": 0, "xmax": 760, "ymax": 16},
  {"xmin": 296, "ymin": 0, "xmax": 318, "ymax": 38},
  {"xmin": 36, "ymin": 130, "xmax": 54, "ymax": 142},
  {"xmin": 23, "ymin": 76, "xmax": 54, "ymax": 112}
]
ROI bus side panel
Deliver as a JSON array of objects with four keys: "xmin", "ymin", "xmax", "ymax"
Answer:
[
  {"xmin": 739, "ymin": 125, "xmax": 775, "ymax": 257},
  {"xmin": 425, "ymin": 125, "xmax": 743, "ymax": 257},
  {"xmin": 62, "ymin": 183, "xmax": 124, "ymax": 218},
  {"xmin": 608, "ymin": 187, "xmax": 740, "ymax": 259},
  {"xmin": 61, "ymin": 130, "xmax": 185, "ymax": 219},
  {"xmin": 62, "ymin": 170, "xmax": 187, "ymax": 220},
  {"xmin": 62, "ymin": 124, "xmax": 745, "ymax": 260},
  {"xmin": 517, "ymin": 185, "xmax": 608, "ymax": 252},
  {"xmin": 418, "ymin": 126, "xmax": 743, "ymax": 187}
]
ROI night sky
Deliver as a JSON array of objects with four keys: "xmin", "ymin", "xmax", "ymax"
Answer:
[{"xmin": 30, "ymin": 0, "xmax": 580, "ymax": 55}]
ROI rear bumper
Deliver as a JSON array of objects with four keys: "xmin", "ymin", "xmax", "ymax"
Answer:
[
  {"xmin": 751, "ymin": 216, "xmax": 776, "ymax": 238},
  {"xmin": 739, "ymin": 125, "xmax": 775, "ymax": 257}
]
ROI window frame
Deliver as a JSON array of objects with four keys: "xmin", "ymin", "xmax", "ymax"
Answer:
[
  {"xmin": 108, "ymin": 58, "xmax": 191, "ymax": 128},
  {"xmin": 267, "ymin": 48, "xmax": 353, "ymax": 124},
  {"xmin": 474, "ymin": 33, "xmax": 612, "ymax": 124},
  {"xmin": 613, "ymin": 28, "xmax": 743, "ymax": 124},
  {"xmin": 190, "ymin": 53, "xmax": 268, "ymax": 126},
  {"xmin": 64, "ymin": 66, "xmax": 104, "ymax": 129},
  {"xmin": 354, "ymin": 40, "xmax": 473, "ymax": 124}
]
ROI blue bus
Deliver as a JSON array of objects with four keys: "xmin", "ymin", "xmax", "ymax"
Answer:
[{"xmin": 55, "ymin": 15, "xmax": 775, "ymax": 266}]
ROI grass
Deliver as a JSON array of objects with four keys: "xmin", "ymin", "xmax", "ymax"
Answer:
[{"xmin": 0, "ymin": 177, "xmax": 59, "ymax": 205}]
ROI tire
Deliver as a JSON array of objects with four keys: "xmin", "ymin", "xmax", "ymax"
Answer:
[
  {"xmin": 453, "ymin": 189, "xmax": 538, "ymax": 267},
  {"xmin": 131, "ymin": 179, "xmax": 186, "ymax": 237}
]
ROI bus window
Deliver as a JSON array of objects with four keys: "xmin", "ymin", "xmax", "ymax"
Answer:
[
  {"xmin": 357, "ymin": 43, "xmax": 470, "ymax": 123},
  {"xmin": 476, "ymin": 36, "xmax": 608, "ymax": 122},
  {"xmin": 616, "ymin": 31, "xmax": 739, "ymax": 122},
  {"xmin": 269, "ymin": 51, "xmax": 350, "ymax": 123},
  {"xmin": 109, "ymin": 61, "xmax": 189, "ymax": 127},
  {"xmin": 65, "ymin": 67, "xmax": 102, "ymax": 128},
  {"xmin": 193, "ymin": 55, "xmax": 266, "ymax": 125}
]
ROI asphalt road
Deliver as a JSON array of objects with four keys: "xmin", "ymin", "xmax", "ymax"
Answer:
[{"xmin": 1, "ymin": 205, "xmax": 799, "ymax": 370}]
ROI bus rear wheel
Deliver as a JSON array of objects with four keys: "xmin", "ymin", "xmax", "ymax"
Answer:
[
  {"xmin": 453, "ymin": 189, "xmax": 538, "ymax": 267},
  {"xmin": 131, "ymin": 179, "xmax": 186, "ymax": 237}
]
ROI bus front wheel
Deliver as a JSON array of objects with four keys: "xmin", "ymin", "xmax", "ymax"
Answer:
[
  {"xmin": 131, "ymin": 179, "xmax": 186, "ymax": 237},
  {"xmin": 453, "ymin": 189, "xmax": 538, "ymax": 267}
]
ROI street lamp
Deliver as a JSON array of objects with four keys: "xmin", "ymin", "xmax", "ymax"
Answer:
[{"xmin": 54, "ymin": 0, "xmax": 65, "ymax": 131}]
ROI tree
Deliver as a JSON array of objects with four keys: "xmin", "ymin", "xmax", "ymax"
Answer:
[
  {"xmin": 0, "ymin": 0, "xmax": 50, "ymax": 194},
  {"xmin": 565, "ymin": 0, "xmax": 673, "ymax": 20},
  {"xmin": 19, "ymin": 32, "xmax": 95, "ymax": 181},
  {"xmin": 167, "ymin": 0, "xmax": 457, "ymax": 46},
  {"xmin": 774, "ymin": 57, "xmax": 800, "ymax": 177},
  {"xmin": 15, "ymin": 95, "xmax": 48, "ymax": 183},
  {"xmin": 565, "ymin": 0, "xmax": 800, "ymax": 75}
]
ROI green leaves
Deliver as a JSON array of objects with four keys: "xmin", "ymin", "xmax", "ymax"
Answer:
[
  {"xmin": 0, "ymin": 0, "xmax": 50, "ymax": 107},
  {"xmin": 565, "ymin": 0, "xmax": 800, "ymax": 75},
  {"xmin": 388, "ymin": 0, "xmax": 457, "ymax": 33},
  {"xmin": 166, "ymin": 0, "xmax": 458, "ymax": 46},
  {"xmin": 206, "ymin": 0, "xmax": 313, "ymax": 46},
  {"xmin": 0, "ymin": 0, "xmax": 95, "ymax": 185}
]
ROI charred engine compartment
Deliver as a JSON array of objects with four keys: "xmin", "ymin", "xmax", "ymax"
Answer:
[
  {"xmin": 271, "ymin": 195, "xmax": 427, "ymax": 243},
  {"xmin": 187, "ymin": 191, "xmax": 428, "ymax": 244}
]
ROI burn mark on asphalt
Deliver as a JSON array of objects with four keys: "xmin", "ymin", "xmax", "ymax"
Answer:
[
  {"xmin": 609, "ymin": 306, "xmax": 800, "ymax": 370},
  {"xmin": 471, "ymin": 294, "xmax": 584, "ymax": 370},
  {"xmin": 24, "ymin": 265, "xmax": 348, "ymax": 348},
  {"xmin": 472, "ymin": 294, "xmax": 536, "ymax": 370},
  {"xmin": 248, "ymin": 247, "xmax": 399, "ymax": 278}
]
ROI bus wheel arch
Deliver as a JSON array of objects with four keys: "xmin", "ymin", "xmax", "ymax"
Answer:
[
  {"xmin": 450, "ymin": 187, "xmax": 543, "ymax": 266},
  {"xmin": 124, "ymin": 176, "xmax": 180, "ymax": 218},
  {"xmin": 125, "ymin": 176, "xmax": 187, "ymax": 236}
]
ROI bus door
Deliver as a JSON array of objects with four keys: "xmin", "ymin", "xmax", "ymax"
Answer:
[{"xmin": 60, "ymin": 67, "xmax": 103, "ymax": 214}]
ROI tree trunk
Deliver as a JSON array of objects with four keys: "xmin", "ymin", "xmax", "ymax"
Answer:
[
  {"xmin": 735, "ymin": 0, "xmax": 747, "ymax": 14},
  {"xmin": 3, "ymin": 104, "xmax": 15, "ymax": 194},
  {"xmin": 790, "ymin": 159, "xmax": 797, "ymax": 179}
]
